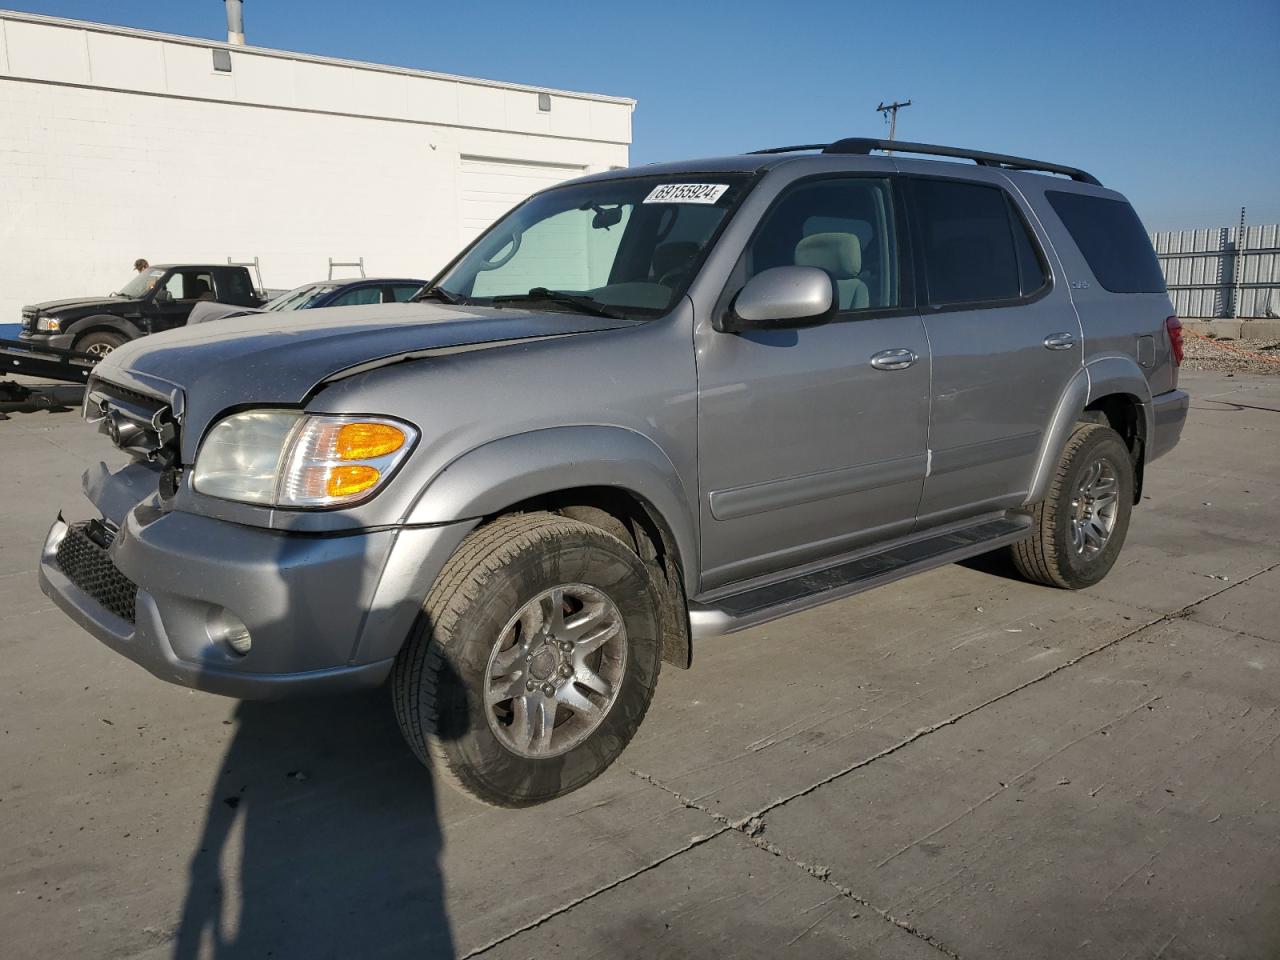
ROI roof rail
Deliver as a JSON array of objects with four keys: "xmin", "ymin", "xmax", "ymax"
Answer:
[{"xmin": 750, "ymin": 137, "xmax": 1101, "ymax": 185}]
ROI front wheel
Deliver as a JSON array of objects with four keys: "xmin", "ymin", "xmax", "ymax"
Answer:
[
  {"xmin": 392, "ymin": 512, "xmax": 662, "ymax": 807},
  {"xmin": 74, "ymin": 331, "xmax": 127, "ymax": 358},
  {"xmin": 1010, "ymin": 422, "xmax": 1135, "ymax": 589}
]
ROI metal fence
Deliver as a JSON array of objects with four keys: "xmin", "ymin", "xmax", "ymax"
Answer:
[{"xmin": 1151, "ymin": 223, "xmax": 1280, "ymax": 319}]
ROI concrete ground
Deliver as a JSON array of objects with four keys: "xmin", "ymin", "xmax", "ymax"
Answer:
[{"xmin": 1, "ymin": 370, "xmax": 1277, "ymax": 960}]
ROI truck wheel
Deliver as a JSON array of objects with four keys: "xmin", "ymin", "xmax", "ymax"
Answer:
[
  {"xmin": 74, "ymin": 331, "xmax": 127, "ymax": 358},
  {"xmin": 1011, "ymin": 422, "xmax": 1134, "ymax": 589},
  {"xmin": 392, "ymin": 512, "xmax": 662, "ymax": 807}
]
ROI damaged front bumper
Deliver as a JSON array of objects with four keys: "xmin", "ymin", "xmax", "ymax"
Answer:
[{"xmin": 38, "ymin": 463, "xmax": 474, "ymax": 699}]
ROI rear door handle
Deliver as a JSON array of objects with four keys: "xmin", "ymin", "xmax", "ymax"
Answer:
[
  {"xmin": 869, "ymin": 348, "xmax": 918, "ymax": 371},
  {"xmin": 1043, "ymin": 332, "xmax": 1076, "ymax": 351}
]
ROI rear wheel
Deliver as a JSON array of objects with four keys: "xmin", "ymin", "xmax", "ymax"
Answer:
[
  {"xmin": 1011, "ymin": 422, "xmax": 1134, "ymax": 589},
  {"xmin": 74, "ymin": 331, "xmax": 126, "ymax": 358},
  {"xmin": 392, "ymin": 512, "xmax": 662, "ymax": 807}
]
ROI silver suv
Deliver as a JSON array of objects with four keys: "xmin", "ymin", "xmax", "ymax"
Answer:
[{"xmin": 40, "ymin": 138, "xmax": 1189, "ymax": 807}]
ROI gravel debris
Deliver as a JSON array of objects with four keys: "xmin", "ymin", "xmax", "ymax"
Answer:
[{"xmin": 1182, "ymin": 335, "xmax": 1280, "ymax": 375}]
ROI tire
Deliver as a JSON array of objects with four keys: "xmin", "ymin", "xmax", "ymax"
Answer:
[
  {"xmin": 74, "ymin": 331, "xmax": 127, "ymax": 358},
  {"xmin": 1011, "ymin": 422, "xmax": 1134, "ymax": 589},
  {"xmin": 392, "ymin": 511, "xmax": 663, "ymax": 807}
]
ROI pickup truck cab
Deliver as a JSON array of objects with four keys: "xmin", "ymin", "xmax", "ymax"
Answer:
[
  {"xmin": 40, "ymin": 138, "xmax": 1189, "ymax": 808},
  {"xmin": 19, "ymin": 263, "xmax": 263, "ymax": 356}
]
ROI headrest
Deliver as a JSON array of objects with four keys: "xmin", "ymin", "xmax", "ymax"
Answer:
[{"xmin": 795, "ymin": 232, "xmax": 862, "ymax": 278}]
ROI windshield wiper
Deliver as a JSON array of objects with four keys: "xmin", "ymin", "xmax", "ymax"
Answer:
[
  {"xmin": 413, "ymin": 284, "xmax": 465, "ymax": 305},
  {"xmin": 489, "ymin": 287, "xmax": 625, "ymax": 320}
]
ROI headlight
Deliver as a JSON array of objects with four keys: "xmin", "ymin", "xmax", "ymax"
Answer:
[
  {"xmin": 192, "ymin": 411, "xmax": 416, "ymax": 508},
  {"xmin": 36, "ymin": 316, "xmax": 61, "ymax": 332}
]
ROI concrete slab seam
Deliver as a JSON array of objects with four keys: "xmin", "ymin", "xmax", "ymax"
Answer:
[
  {"xmin": 738, "ymin": 557, "xmax": 1280, "ymax": 827},
  {"xmin": 607, "ymin": 559, "xmax": 1279, "ymax": 960},
  {"xmin": 461, "ymin": 822, "xmax": 732, "ymax": 959},
  {"xmin": 629, "ymin": 768, "xmax": 962, "ymax": 958}
]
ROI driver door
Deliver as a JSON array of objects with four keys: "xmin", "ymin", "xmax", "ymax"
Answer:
[{"xmin": 694, "ymin": 175, "xmax": 931, "ymax": 590}]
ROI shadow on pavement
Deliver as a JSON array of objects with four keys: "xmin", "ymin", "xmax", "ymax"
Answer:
[
  {"xmin": 0, "ymin": 382, "xmax": 83, "ymax": 418},
  {"xmin": 172, "ymin": 690, "xmax": 456, "ymax": 959}
]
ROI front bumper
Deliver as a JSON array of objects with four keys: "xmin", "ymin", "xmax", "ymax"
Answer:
[
  {"xmin": 39, "ymin": 486, "xmax": 474, "ymax": 699},
  {"xmin": 18, "ymin": 330, "xmax": 74, "ymax": 351},
  {"xmin": 1147, "ymin": 388, "xmax": 1190, "ymax": 463}
]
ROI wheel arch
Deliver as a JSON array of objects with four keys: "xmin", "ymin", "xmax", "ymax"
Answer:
[
  {"xmin": 402, "ymin": 426, "xmax": 699, "ymax": 667},
  {"xmin": 66, "ymin": 314, "xmax": 142, "ymax": 344},
  {"xmin": 1027, "ymin": 360, "xmax": 1154, "ymax": 506}
]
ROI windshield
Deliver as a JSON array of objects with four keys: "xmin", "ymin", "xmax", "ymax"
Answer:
[
  {"xmin": 117, "ymin": 267, "xmax": 165, "ymax": 299},
  {"xmin": 263, "ymin": 284, "xmax": 337, "ymax": 312},
  {"xmin": 433, "ymin": 174, "xmax": 753, "ymax": 317}
]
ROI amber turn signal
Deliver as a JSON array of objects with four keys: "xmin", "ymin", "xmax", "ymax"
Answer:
[
  {"xmin": 324, "ymin": 464, "xmax": 381, "ymax": 498},
  {"xmin": 335, "ymin": 422, "xmax": 406, "ymax": 461}
]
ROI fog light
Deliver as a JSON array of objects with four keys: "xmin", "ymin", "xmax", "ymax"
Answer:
[{"xmin": 208, "ymin": 608, "xmax": 252, "ymax": 656}]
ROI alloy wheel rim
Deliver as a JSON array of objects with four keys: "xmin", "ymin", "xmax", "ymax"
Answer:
[
  {"xmin": 1069, "ymin": 457, "xmax": 1119, "ymax": 557},
  {"xmin": 484, "ymin": 583, "xmax": 627, "ymax": 759},
  {"xmin": 84, "ymin": 343, "xmax": 115, "ymax": 357}
]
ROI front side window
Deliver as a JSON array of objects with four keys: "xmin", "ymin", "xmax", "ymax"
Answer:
[
  {"xmin": 435, "ymin": 174, "xmax": 753, "ymax": 317},
  {"xmin": 744, "ymin": 177, "xmax": 901, "ymax": 312},
  {"xmin": 911, "ymin": 179, "xmax": 1047, "ymax": 307},
  {"xmin": 164, "ymin": 271, "xmax": 215, "ymax": 301},
  {"xmin": 329, "ymin": 286, "xmax": 384, "ymax": 307},
  {"xmin": 389, "ymin": 284, "xmax": 423, "ymax": 303}
]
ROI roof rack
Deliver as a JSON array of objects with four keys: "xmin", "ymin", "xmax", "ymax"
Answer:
[{"xmin": 750, "ymin": 137, "xmax": 1100, "ymax": 185}]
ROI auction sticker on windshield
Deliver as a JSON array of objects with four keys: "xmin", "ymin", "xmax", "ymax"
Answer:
[{"xmin": 643, "ymin": 183, "xmax": 730, "ymax": 204}]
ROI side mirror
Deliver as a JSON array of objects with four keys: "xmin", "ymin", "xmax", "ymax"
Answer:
[
  {"xmin": 154, "ymin": 288, "xmax": 174, "ymax": 304},
  {"xmin": 721, "ymin": 266, "xmax": 835, "ymax": 333}
]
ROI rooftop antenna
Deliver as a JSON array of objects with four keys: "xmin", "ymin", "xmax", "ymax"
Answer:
[
  {"xmin": 224, "ymin": 0, "xmax": 245, "ymax": 45},
  {"xmin": 876, "ymin": 99, "xmax": 911, "ymax": 151}
]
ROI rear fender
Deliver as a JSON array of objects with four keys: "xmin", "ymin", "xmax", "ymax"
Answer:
[{"xmin": 1025, "ymin": 357, "xmax": 1153, "ymax": 505}]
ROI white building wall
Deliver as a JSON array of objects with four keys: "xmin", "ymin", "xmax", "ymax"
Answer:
[{"xmin": 0, "ymin": 12, "xmax": 632, "ymax": 323}]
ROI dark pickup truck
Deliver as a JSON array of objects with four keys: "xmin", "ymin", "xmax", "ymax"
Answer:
[{"xmin": 18, "ymin": 264, "xmax": 264, "ymax": 357}]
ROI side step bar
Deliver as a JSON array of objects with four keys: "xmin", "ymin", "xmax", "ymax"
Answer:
[{"xmin": 688, "ymin": 514, "xmax": 1033, "ymax": 639}]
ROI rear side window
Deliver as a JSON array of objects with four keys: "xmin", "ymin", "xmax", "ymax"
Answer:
[
  {"xmin": 911, "ymin": 179, "xmax": 1046, "ymax": 306},
  {"xmin": 1046, "ymin": 191, "xmax": 1165, "ymax": 293},
  {"xmin": 329, "ymin": 286, "xmax": 383, "ymax": 307},
  {"xmin": 221, "ymin": 269, "xmax": 255, "ymax": 305}
]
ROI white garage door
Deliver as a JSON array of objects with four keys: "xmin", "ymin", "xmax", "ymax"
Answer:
[{"xmin": 457, "ymin": 155, "xmax": 585, "ymax": 246}]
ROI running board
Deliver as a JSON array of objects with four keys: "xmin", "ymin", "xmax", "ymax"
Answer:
[{"xmin": 688, "ymin": 514, "xmax": 1033, "ymax": 639}]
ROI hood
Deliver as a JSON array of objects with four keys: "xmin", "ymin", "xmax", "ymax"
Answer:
[
  {"xmin": 27, "ymin": 296, "xmax": 130, "ymax": 315},
  {"xmin": 91, "ymin": 302, "xmax": 635, "ymax": 458}
]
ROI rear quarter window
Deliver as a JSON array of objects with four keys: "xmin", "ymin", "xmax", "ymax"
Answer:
[{"xmin": 1046, "ymin": 191, "xmax": 1165, "ymax": 293}]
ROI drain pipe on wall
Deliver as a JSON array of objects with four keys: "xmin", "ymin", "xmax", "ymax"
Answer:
[{"xmin": 225, "ymin": 0, "xmax": 245, "ymax": 45}]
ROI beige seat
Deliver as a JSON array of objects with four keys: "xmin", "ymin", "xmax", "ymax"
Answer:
[{"xmin": 794, "ymin": 233, "xmax": 870, "ymax": 310}]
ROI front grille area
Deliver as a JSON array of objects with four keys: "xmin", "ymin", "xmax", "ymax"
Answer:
[
  {"xmin": 20, "ymin": 308, "xmax": 35, "ymax": 330},
  {"xmin": 55, "ymin": 523, "xmax": 138, "ymax": 624}
]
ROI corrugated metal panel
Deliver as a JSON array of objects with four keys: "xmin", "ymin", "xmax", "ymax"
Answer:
[{"xmin": 1151, "ymin": 224, "xmax": 1280, "ymax": 319}]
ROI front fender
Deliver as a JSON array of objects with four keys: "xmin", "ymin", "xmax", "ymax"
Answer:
[
  {"xmin": 404, "ymin": 425, "xmax": 699, "ymax": 593},
  {"xmin": 66, "ymin": 314, "xmax": 143, "ymax": 341}
]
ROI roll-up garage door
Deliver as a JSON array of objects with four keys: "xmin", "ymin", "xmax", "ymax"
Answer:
[{"xmin": 458, "ymin": 155, "xmax": 585, "ymax": 245}]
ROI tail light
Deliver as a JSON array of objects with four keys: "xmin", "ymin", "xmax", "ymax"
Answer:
[{"xmin": 1165, "ymin": 315, "xmax": 1183, "ymax": 366}]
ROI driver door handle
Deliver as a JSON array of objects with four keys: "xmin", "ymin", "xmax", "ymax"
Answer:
[
  {"xmin": 870, "ymin": 348, "xmax": 918, "ymax": 371},
  {"xmin": 1043, "ymin": 332, "xmax": 1076, "ymax": 350}
]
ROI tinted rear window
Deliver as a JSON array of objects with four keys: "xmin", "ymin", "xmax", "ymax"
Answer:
[
  {"xmin": 912, "ymin": 179, "xmax": 1021, "ymax": 305},
  {"xmin": 1046, "ymin": 191, "xmax": 1165, "ymax": 293}
]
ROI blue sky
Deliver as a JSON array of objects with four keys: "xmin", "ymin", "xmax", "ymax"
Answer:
[{"xmin": 6, "ymin": 0, "xmax": 1279, "ymax": 230}]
